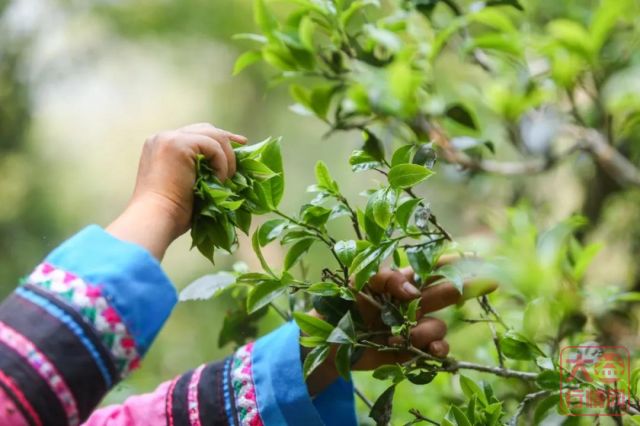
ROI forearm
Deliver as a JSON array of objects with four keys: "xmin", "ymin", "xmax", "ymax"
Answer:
[{"xmin": 106, "ymin": 194, "xmax": 182, "ymax": 260}]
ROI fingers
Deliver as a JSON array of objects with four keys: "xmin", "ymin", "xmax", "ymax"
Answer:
[
  {"xmin": 410, "ymin": 317, "xmax": 447, "ymax": 347},
  {"xmin": 180, "ymin": 122, "xmax": 247, "ymax": 144},
  {"xmin": 186, "ymin": 134, "xmax": 229, "ymax": 180},
  {"xmin": 428, "ymin": 340, "xmax": 450, "ymax": 358},
  {"xmin": 419, "ymin": 282, "xmax": 462, "ymax": 315},
  {"xmin": 368, "ymin": 268, "xmax": 421, "ymax": 301},
  {"xmin": 179, "ymin": 123, "xmax": 247, "ymax": 179}
]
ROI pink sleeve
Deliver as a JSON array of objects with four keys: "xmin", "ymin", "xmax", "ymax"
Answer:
[
  {"xmin": 0, "ymin": 387, "xmax": 30, "ymax": 426},
  {"xmin": 80, "ymin": 381, "xmax": 170, "ymax": 426}
]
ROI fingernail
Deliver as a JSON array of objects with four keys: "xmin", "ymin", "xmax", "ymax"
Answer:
[
  {"xmin": 402, "ymin": 282, "xmax": 421, "ymax": 298},
  {"xmin": 431, "ymin": 341, "xmax": 443, "ymax": 355}
]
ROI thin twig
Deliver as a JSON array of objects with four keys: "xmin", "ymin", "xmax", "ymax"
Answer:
[
  {"xmin": 359, "ymin": 289, "xmax": 384, "ymax": 310},
  {"xmin": 339, "ymin": 195, "xmax": 363, "ymax": 240},
  {"xmin": 270, "ymin": 303, "xmax": 291, "ymax": 322},
  {"xmin": 406, "ymin": 345, "xmax": 538, "ymax": 381},
  {"xmin": 409, "ymin": 408, "xmax": 440, "ymax": 425},
  {"xmin": 354, "ymin": 386, "xmax": 373, "ymax": 410},
  {"xmin": 507, "ymin": 390, "xmax": 552, "ymax": 426}
]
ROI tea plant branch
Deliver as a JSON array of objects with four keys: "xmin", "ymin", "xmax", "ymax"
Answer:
[
  {"xmin": 408, "ymin": 409, "xmax": 440, "ymax": 425},
  {"xmin": 269, "ymin": 302, "xmax": 291, "ymax": 322},
  {"xmin": 354, "ymin": 386, "xmax": 373, "ymax": 410},
  {"xmin": 443, "ymin": 360, "xmax": 538, "ymax": 381},
  {"xmin": 402, "ymin": 186, "xmax": 453, "ymax": 242},
  {"xmin": 567, "ymin": 126, "xmax": 640, "ymax": 188},
  {"xmin": 403, "ymin": 345, "xmax": 538, "ymax": 381},
  {"xmin": 274, "ymin": 209, "xmax": 350, "ymax": 283},
  {"xmin": 337, "ymin": 195, "xmax": 363, "ymax": 240},
  {"xmin": 359, "ymin": 289, "xmax": 384, "ymax": 310},
  {"xmin": 507, "ymin": 390, "xmax": 552, "ymax": 426}
]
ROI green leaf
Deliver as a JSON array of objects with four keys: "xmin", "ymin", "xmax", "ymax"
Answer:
[
  {"xmin": 534, "ymin": 394, "xmax": 560, "ymax": 424},
  {"xmin": 406, "ymin": 245, "xmax": 436, "ymax": 280},
  {"xmin": 315, "ymin": 161, "xmax": 339, "ymax": 193},
  {"xmin": 460, "ymin": 375, "xmax": 488, "ymax": 406},
  {"xmin": 239, "ymin": 158, "xmax": 277, "ymax": 180},
  {"xmin": 363, "ymin": 131, "xmax": 385, "ymax": 162},
  {"xmin": 366, "ymin": 188, "xmax": 395, "ymax": 229},
  {"xmin": 300, "ymin": 335, "xmax": 326, "ymax": 348},
  {"xmin": 233, "ymin": 51, "xmax": 262, "ymax": 75},
  {"xmin": 406, "ymin": 298, "xmax": 421, "ymax": 322},
  {"xmin": 303, "ymin": 344, "xmax": 330, "ymax": 378},
  {"xmin": 547, "ymin": 19, "xmax": 594, "ymax": 58},
  {"xmin": 258, "ymin": 138, "xmax": 285, "ymax": 207},
  {"xmin": 179, "ymin": 272, "xmax": 236, "ymax": 301},
  {"xmin": 247, "ymin": 279, "xmax": 287, "ymax": 313},
  {"xmin": 284, "ymin": 238, "xmax": 314, "ymax": 270},
  {"xmin": 391, "ymin": 144, "xmax": 414, "ymax": 167},
  {"xmin": 299, "ymin": 15, "xmax": 316, "ymax": 50},
  {"xmin": 363, "ymin": 213, "xmax": 384, "ymax": 244},
  {"xmin": 405, "ymin": 366, "xmax": 437, "ymax": 385},
  {"xmin": 349, "ymin": 149, "xmax": 382, "ymax": 172},
  {"xmin": 412, "ymin": 144, "xmax": 437, "ymax": 169},
  {"xmin": 308, "ymin": 282, "xmax": 341, "ymax": 296},
  {"xmin": 237, "ymin": 272, "xmax": 275, "ymax": 284},
  {"xmin": 341, "ymin": 0, "xmax": 379, "ymax": 26},
  {"xmin": 449, "ymin": 406, "xmax": 472, "ymax": 426},
  {"xmin": 257, "ymin": 219, "xmax": 287, "ymax": 246},
  {"xmin": 501, "ymin": 331, "xmax": 545, "ymax": 360},
  {"xmin": 485, "ymin": 0, "xmax": 523, "ymax": 9},
  {"xmin": 484, "ymin": 402, "xmax": 503, "ymax": 425},
  {"xmin": 388, "ymin": 164, "xmax": 433, "ymax": 189},
  {"xmin": 235, "ymin": 208, "xmax": 252, "ymax": 234},
  {"xmin": 350, "ymin": 246, "xmax": 382, "ymax": 275},
  {"xmin": 254, "ymin": 0, "xmax": 278, "ymax": 36},
  {"xmin": 445, "ymin": 104, "xmax": 478, "ymax": 130},
  {"xmin": 372, "ymin": 364, "xmax": 405, "ymax": 383},
  {"xmin": 369, "ymin": 385, "xmax": 395, "ymax": 426},
  {"xmin": 334, "ymin": 240, "xmax": 357, "ymax": 266},
  {"xmin": 252, "ymin": 229, "xmax": 274, "ymax": 276},
  {"xmin": 293, "ymin": 312, "xmax": 334, "ymax": 339},
  {"xmin": 536, "ymin": 370, "xmax": 561, "ymax": 390},
  {"xmin": 334, "ymin": 344, "xmax": 353, "ymax": 381},
  {"xmin": 396, "ymin": 198, "xmax": 422, "ymax": 230},
  {"xmin": 310, "ymin": 85, "xmax": 335, "ymax": 120},
  {"xmin": 436, "ymin": 264, "xmax": 465, "ymax": 294},
  {"xmin": 327, "ymin": 311, "xmax": 356, "ymax": 344},
  {"xmin": 300, "ymin": 204, "xmax": 332, "ymax": 227}
]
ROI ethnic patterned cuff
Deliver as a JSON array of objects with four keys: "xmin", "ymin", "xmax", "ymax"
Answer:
[{"xmin": 25, "ymin": 263, "xmax": 140, "ymax": 377}]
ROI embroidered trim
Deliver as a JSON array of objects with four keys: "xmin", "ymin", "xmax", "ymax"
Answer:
[
  {"xmin": 187, "ymin": 365, "xmax": 205, "ymax": 426},
  {"xmin": 15, "ymin": 286, "xmax": 113, "ymax": 387},
  {"xmin": 25, "ymin": 263, "xmax": 141, "ymax": 377},
  {"xmin": 0, "ymin": 321, "xmax": 79, "ymax": 425},
  {"xmin": 0, "ymin": 369, "xmax": 42, "ymax": 426},
  {"xmin": 231, "ymin": 343, "xmax": 263, "ymax": 426},
  {"xmin": 223, "ymin": 358, "xmax": 237, "ymax": 426},
  {"xmin": 166, "ymin": 376, "xmax": 179, "ymax": 426}
]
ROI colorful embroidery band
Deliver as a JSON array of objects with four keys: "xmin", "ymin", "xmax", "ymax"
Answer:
[
  {"xmin": 231, "ymin": 343, "xmax": 263, "ymax": 426},
  {"xmin": 187, "ymin": 364, "xmax": 205, "ymax": 426},
  {"xmin": 25, "ymin": 263, "xmax": 141, "ymax": 376},
  {"xmin": 0, "ymin": 321, "xmax": 79, "ymax": 425}
]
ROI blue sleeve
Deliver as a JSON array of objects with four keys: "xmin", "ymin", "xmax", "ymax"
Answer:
[
  {"xmin": 46, "ymin": 225, "xmax": 177, "ymax": 353},
  {"xmin": 251, "ymin": 322, "xmax": 357, "ymax": 426},
  {"xmin": 0, "ymin": 225, "xmax": 178, "ymax": 425}
]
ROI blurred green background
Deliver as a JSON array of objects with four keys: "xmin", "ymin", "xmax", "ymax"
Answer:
[{"xmin": 0, "ymin": 0, "xmax": 638, "ymax": 424}]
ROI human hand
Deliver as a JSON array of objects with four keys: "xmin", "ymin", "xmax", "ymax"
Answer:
[
  {"xmin": 306, "ymin": 255, "xmax": 497, "ymax": 394},
  {"xmin": 107, "ymin": 123, "xmax": 247, "ymax": 259}
]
